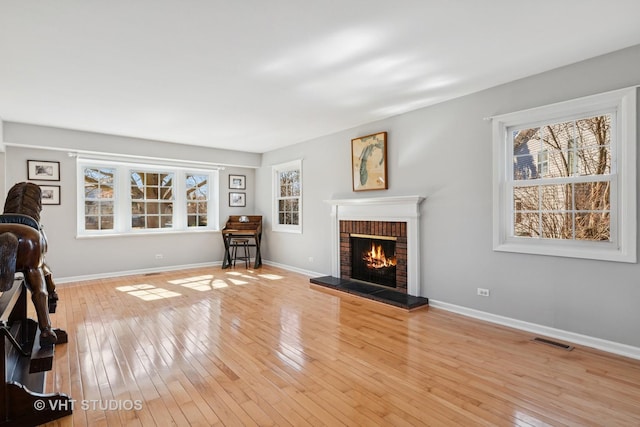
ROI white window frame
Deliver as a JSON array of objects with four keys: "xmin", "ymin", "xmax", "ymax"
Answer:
[
  {"xmin": 492, "ymin": 87, "xmax": 636, "ymax": 263},
  {"xmin": 272, "ymin": 159, "xmax": 302, "ymax": 233},
  {"xmin": 77, "ymin": 159, "xmax": 219, "ymax": 236}
]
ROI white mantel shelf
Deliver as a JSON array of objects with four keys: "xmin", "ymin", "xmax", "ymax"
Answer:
[{"xmin": 325, "ymin": 195, "xmax": 426, "ymax": 297}]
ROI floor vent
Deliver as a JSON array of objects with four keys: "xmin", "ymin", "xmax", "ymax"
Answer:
[{"xmin": 533, "ymin": 337, "xmax": 574, "ymax": 351}]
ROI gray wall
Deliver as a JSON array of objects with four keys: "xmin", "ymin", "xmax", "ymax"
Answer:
[
  {"xmin": 2, "ymin": 124, "xmax": 261, "ymax": 279},
  {"xmin": 257, "ymin": 44, "xmax": 640, "ymax": 348}
]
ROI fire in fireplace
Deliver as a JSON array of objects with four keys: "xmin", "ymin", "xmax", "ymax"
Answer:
[{"xmin": 350, "ymin": 234, "xmax": 397, "ymax": 288}]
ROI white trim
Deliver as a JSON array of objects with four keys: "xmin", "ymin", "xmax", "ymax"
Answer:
[
  {"xmin": 325, "ymin": 196, "xmax": 425, "ymax": 296},
  {"xmin": 262, "ymin": 260, "xmax": 325, "ymax": 278},
  {"xmin": 492, "ymin": 87, "xmax": 637, "ymax": 262},
  {"xmin": 55, "ymin": 261, "xmax": 221, "ymax": 284},
  {"xmin": 429, "ymin": 300, "xmax": 640, "ymax": 361}
]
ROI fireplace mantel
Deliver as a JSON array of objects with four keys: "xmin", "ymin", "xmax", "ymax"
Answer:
[{"xmin": 325, "ymin": 196, "xmax": 425, "ymax": 296}]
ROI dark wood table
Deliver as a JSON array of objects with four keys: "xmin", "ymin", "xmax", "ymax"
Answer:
[{"xmin": 221, "ymin": 216, "xmax": 262, "ymax": 269}]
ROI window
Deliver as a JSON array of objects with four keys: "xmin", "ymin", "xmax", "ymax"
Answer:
[
  {"xmin": 186, "ymin": 174, "xmax": 209, "ymax": 227},
  {"xmin": 84, "ymin": 167, "xmax": 115, "ymax": 231},
  {"xmin": 272, "ymin": 159, "xmax": 302, "ymax": 233},
  {"xmin": 131, "ymin": 171, "xmax": 174, "ymax": 229},
  {"xmin": 492, "ymin": 87, "xmax": 636, "ymax": 262},
  {"xmin": 78, "ymin": 160, "xmax": 219, "ymax": 236}
]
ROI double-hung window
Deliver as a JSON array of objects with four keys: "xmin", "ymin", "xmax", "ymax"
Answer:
[
  {"xmin": 78, "ymin": 159, "xmax": 219, "ymax": 236},
  {"xmin": 272, "ymin": 159, "xmax": 302, "ymax": 233},
  {"xmin": 492, "ymin": 87, "xmax": 636, "ymax": 262}
]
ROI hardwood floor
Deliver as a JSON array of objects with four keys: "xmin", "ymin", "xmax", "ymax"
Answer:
[{"xmin": 40, "ymin": 265, "xmax": 640, "ymax": 426}]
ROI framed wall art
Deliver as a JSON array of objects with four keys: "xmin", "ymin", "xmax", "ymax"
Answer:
[
  {"xmin": 351, "ymin": 131, "xmax": 388, "ymax": 191},
  {"xmin": 229, "ymin": 192, "xmax": 246, "ymax": 207},
  {"xmin": 229, "ymin": 174, "xmax": 246, "ymax": 189},
  {"xmin": 40, "ymin": 185, "xmax": 61, "ymax": 205},
  {"xmin": 27, "ymin": 160, "xmax": 60, "ymax": 181}
]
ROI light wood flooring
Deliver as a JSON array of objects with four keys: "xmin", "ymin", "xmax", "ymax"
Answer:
[{"xmin": 40, "ymin": 265, "xmax": 640, "ymax": 426}]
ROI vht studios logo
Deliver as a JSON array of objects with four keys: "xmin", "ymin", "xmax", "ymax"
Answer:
[{"xmin": 34, "ymin": 399, "xmax": 143, "ymax": 411}]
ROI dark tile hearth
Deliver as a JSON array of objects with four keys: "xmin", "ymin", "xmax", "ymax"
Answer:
[{"xmin": 310, "ymin": 276, "xmax": 428, "ymax": 310}]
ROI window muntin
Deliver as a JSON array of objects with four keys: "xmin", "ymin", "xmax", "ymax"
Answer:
[
  {"xmin": 84, "ymin": 167, "xmax": 115, "ymax": 231},
  {"xmin": 492, "ymin": 87, "xmax": 636, "ymax": 262},
  {"xmin": 78, "ymin": 160, "xmax": 218, "ymax": 236},
  {"xmin": 272, "ymin": 160, "xmax": 302, "ymax": 233}
]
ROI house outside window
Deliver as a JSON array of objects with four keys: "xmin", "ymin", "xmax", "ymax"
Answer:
[
  {"xmin": 78, "ymin": 159, "xmax": 218, "ymax": 236},
  {"xmin": 492, "ymin": 87, "xmax": 636, "ymax": 262},
  {"xmin": 272, "ymin": 159, "xmax": 302, "ymax": 233}
]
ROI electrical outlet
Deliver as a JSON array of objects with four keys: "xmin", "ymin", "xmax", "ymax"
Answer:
[
  {"xmin": 308, "ymin": 257, "xmax": 314, "ymax": 263},
  {"xmin": 477, "ymin": 288, "xmax": 490, "ymax": 297},
  {"xmin": 155, "ymin": 254, "xmax": 163, "ymax": 260}
]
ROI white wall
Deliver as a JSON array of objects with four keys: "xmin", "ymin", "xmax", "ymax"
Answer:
[
  {"xmin": 257, "ymin": 44, "xmax": 640, "ymax": 349},
  {"xmin": 2, "ymin": 124, "xmax": 261, "ymax": 280}
]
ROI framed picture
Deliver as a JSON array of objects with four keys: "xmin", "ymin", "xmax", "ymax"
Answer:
[
  {"xmin": 40, "ymin": 185, "xmax": 61, "ymax": 205},
  {"xmin": 229, "ymin": 174, "xmax": 246, "ymax": 189},
  {"xmin": 229, "ymin": 192, "xmax": 246, "ymax": 207},
  {"xmin": 27, "ymin": 160, "xmax": 60, "ymax": 181},
  {"xmin": 351, "ymin": 131, "xmax": 388, "ymax": 191}
]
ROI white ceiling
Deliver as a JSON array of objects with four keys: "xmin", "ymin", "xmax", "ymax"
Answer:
[{"xmin": 1, "ymin": 1, "xmax": 640, "ymax": 154}]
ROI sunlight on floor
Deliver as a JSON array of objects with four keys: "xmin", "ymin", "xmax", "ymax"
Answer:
[
  {"xmin": 115, "ymin": 284, "xmax": 181, "ymax": 301},
  {"xmin": 118, "ymin": 270, "xmax": 287, "ymax": 298}
]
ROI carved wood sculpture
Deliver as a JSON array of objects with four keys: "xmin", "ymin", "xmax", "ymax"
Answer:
[
  {"xmin": 0, "ymin": 182, "xmax": 63, "ymax": 346},
  {"xmin": 0, "ymin": 182, "xmax": 72, "ymax": 425}
]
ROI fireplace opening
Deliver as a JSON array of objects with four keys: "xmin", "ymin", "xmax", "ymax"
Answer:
[{"xmin": 350, "ymin": 234, "xmax": 397, "ymax": 288}]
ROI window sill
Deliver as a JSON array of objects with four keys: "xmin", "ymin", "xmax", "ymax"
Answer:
[{"xmin": 76, "ymin": 228, "xmax": 220, "ymax": 239}]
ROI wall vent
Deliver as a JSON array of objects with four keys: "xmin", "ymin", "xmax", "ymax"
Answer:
[{"xmin": 532, "ymin": 337, "xmax": 574, "ymax": 351}]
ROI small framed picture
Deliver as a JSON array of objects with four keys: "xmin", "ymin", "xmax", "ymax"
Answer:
[
  {"xmin": 40, "ymin": 185, "xmax": 61, "ymax": 205},
  {"xmin": 229, "ymin": 174, "xmax": 246, "ymax": 189},
  {"xmin": 229, "ymin": 192, "xmax": 246, "ymax": 207},
  {"xmin": 27, "ymin": 160, "xmax": 60, "ymax": 181}
]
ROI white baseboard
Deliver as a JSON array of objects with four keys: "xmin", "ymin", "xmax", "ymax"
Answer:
[
  {"xmin": 429, "ymin": 300, "xmax": 640, "ymax": 361},
  {"xmin": 56, "ymin": 261, "xmax": 221, "ymax": 284},
  {"xmin": 262, "ymin": 260, "xmax": 326, "ymax": 278}
]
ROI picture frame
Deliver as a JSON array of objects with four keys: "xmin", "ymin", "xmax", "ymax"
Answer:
[
  {"xmin": 27, "ymin": 160, "xmax": 60, "ymax": 181},
  {"xmin": 40, "ymin": 185, "xmax": 61, "ymax": 205},
  {"xmin": 229, "ymin": 192, "xmax": 246, "ymax": 207},
  {"xmin": 228, "ymin": 174, "xmax": 246, "ymax": 190},
  {"xmin": 351, "ymin": 131, "xmax": 388, "ymax": 191}
]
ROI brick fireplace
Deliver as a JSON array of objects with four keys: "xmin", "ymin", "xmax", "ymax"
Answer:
[
  {"xmin": 340, "ymin": 220, "xmax": 408, "ymax": 293},
  {"xmin": 326, "ymin": 196, "xmax": 425, "ymax": 297}
]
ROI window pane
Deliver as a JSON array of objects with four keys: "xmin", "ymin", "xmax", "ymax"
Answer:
[
  {"xmin": 100, "ymin": 217, "xmax": 114, "ymax": 230},
  {"xmin": 574, "ymin": 182, "xmax": 610, "ymax": 211},
  {"xmin": 541, "ymin": 213, "xmax": 572, "ymax": 239},
  {"xmin": 514, "ymin": 213, "xmax": 539, "ymax": 237},
  {"xmin": 541, "ymin": 184, "xmax": 571, "ymax": 211},
  {"xmin": 576, "ymin": 212, "xmax": 610, "ymax": 241},
  {"xmin": 513, "ymin": 186, "xmax": 538, "ymax": 211},
  {"xmin": 85, "ymin": 216, "xmax": 98, "ymax": 230}
]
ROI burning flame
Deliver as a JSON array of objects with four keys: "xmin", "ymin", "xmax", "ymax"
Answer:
[{"xmin": 363, "ymin": 242, "xmax": 397, "ymax": 269}]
